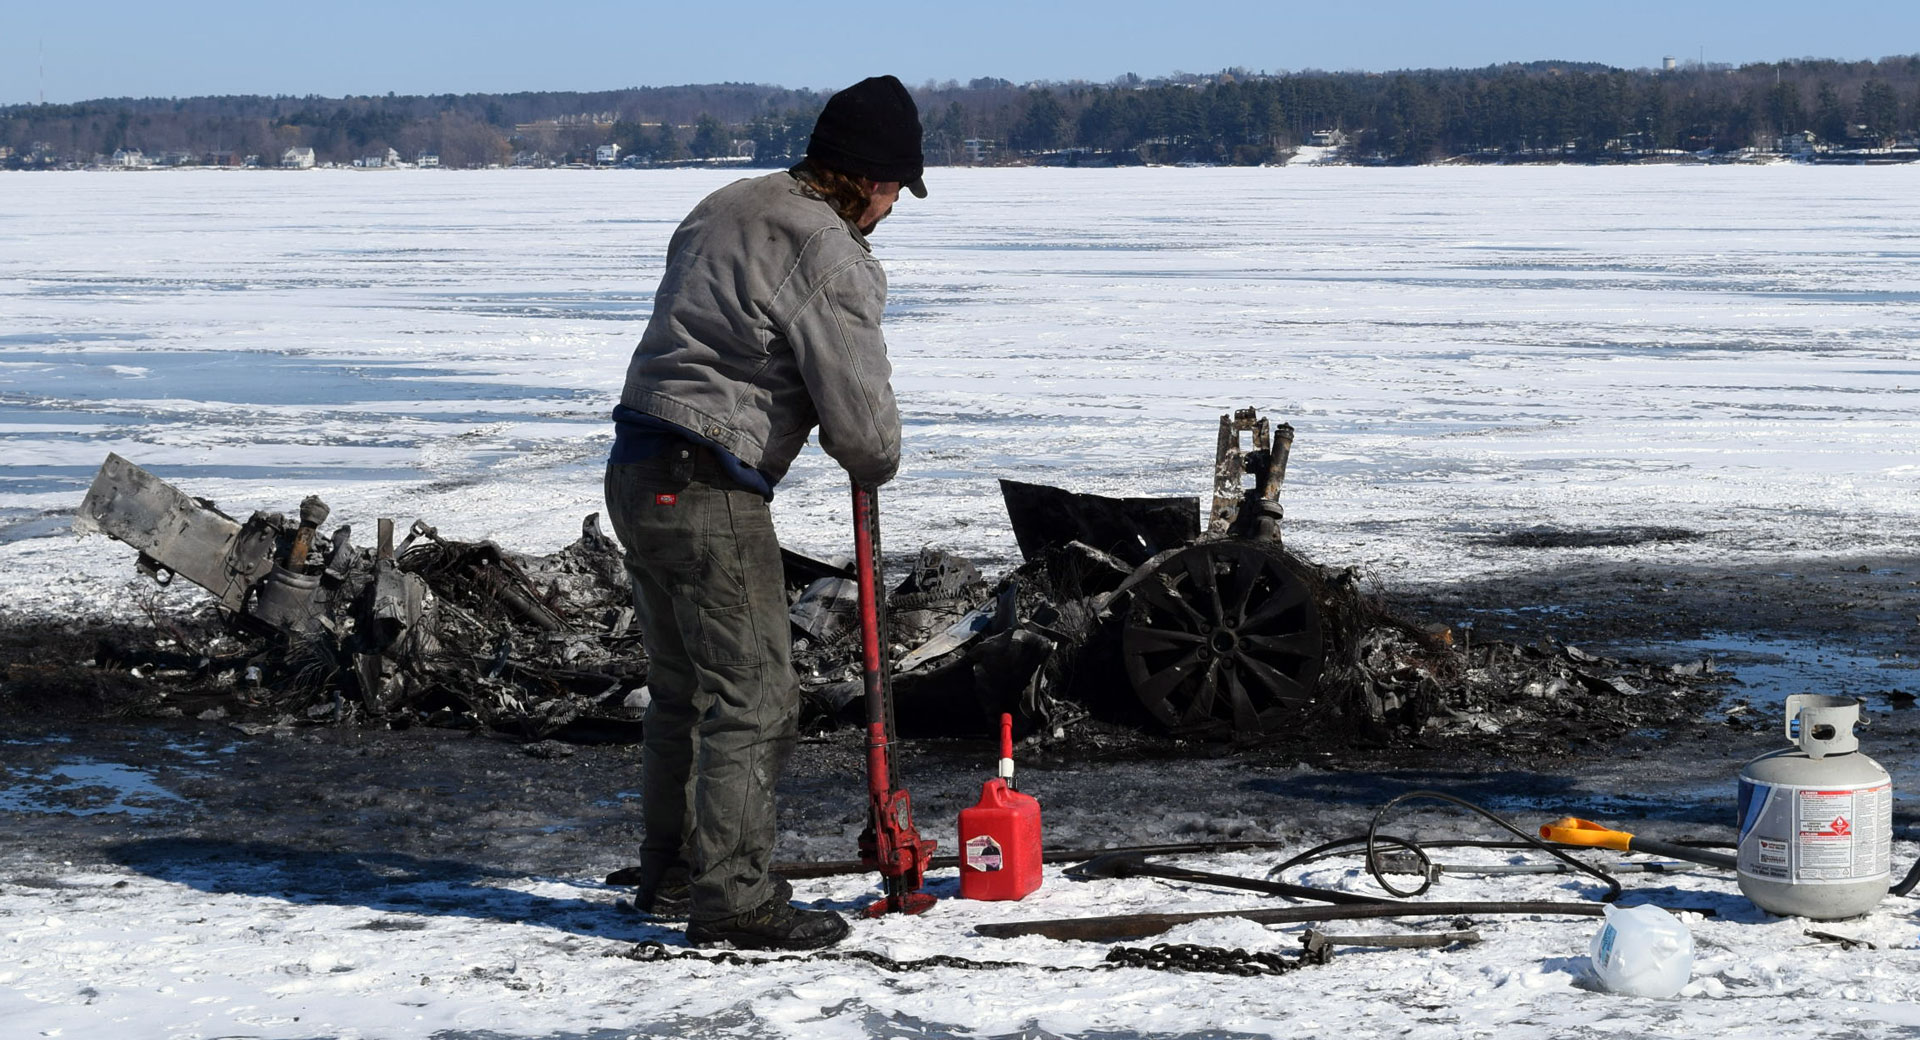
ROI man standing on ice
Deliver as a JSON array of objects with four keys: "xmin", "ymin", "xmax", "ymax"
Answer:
[{"xmin": 602, "ymin": 75, "xmax": 924, "ymax": 951}]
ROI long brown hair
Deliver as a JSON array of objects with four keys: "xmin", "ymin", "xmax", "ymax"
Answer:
[{"xmin": 789, "ymin": 159, "xmax": 870, "ymax": 224}]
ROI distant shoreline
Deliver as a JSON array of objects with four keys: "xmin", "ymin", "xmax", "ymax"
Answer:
[
  {"xmin": 11, "ymin": 154, "xmax": 1920, "ymax": 173},
  {"xmin": 11, "ymin": 60, "xmax": 1920, "ymax": 173}
]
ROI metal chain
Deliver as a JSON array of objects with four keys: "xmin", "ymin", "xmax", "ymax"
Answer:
[
  {"xmin": 1104, "ymin": 941, "xmax": 1327, "ymax": 976},
  {"xmin": 621, "ymin": 941, "xmax": 1041, "ymax": 972},
  {"xmin": 619, "ymin": 940, "xmax": 1326, "ymax": 976}
]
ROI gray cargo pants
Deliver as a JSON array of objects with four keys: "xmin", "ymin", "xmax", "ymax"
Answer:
[{"xmin": 604, "ymin": 449, "xmax": 797, "ymax": 922}]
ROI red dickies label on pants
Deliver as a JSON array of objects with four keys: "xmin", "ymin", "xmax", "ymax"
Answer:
[{"xmin": 654, "ymin": 493, "xmax": 677, "ymax": 506}]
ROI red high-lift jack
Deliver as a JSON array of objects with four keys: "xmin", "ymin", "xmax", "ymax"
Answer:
[{"xmin": 850, "ymin": 483, "xmax": 937, "ymax": 917}]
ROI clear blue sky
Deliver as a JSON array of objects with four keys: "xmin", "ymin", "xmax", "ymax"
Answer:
[{"xmin": 5, "ymin": 0, "xmax": 1916, "ymax": 104}]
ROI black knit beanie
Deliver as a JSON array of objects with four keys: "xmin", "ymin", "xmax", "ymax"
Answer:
[{"xmin": 805, "ymin": 75, "xmax": 927, "ymax": 198}]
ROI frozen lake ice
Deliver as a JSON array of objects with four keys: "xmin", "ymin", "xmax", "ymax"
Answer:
[
  {"xmin": 3, "ymin": 162, "xmax": 1920, "ymax": 1040},
  {"xmin": 2, "ymin": 165, "xmax": 1916, "ymax": 625}
]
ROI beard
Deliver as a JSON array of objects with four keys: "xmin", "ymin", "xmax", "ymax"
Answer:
[{"xmin": 858, "ymin": 204, "xmax": 893, "ymax": 236}]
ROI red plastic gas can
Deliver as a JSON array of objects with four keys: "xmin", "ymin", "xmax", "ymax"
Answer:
[{"xmin": 958, "ymin": 714, "xmax": 1042, "ymax": 900}]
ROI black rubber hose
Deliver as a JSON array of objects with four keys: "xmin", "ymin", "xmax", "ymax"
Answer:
[
  {"xmin": 1069, "ymin": 853, "xmax": 1386, "ymax": 905},
  {"xmin": 1267, "ymin": 833, "xmax": 1432, "ymax": 880},
  {"xmin": 1892, "ymin": 855, "xmax": 1920, "ymax": 897},
  {"xmin": 1268, "ymin": 836, "xmax": 1698, "ymax": 876},
  {"xmin": 1366, "ymin": 790, "xmax": 1624, "ymax": 902},
  {"xmin": 1625, "ymin": 836, "xmax": 1738, "ymax": 871}
]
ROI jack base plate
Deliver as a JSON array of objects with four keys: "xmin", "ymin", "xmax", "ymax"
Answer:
[{"xmin": 858, "ymin": 890, "xmax": 938, "ymax": 918}]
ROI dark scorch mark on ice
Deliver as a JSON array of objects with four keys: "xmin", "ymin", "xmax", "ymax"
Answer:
[{"xmin": 1475, "ymin": 526, "xmax": 1703, "ymax": 549}]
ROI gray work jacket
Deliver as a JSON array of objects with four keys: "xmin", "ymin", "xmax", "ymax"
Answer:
[{"xmin": 618, "ymin": 171, "xmax": 901, "ymax": 488}]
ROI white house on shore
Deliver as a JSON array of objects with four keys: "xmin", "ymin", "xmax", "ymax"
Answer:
[
  {"xmin": 110, "ymin": 148, "xmax": 148, "ymax": 168},
  {"xmin": 1776, "ymin": 130, "xmax": 1819, "ymax": 155},
  {"xmin": 595, "ymin": 143, "xmax": 620, "ymax": 165},
  {"xmin": 281, "ymin": 147, "xmax": 316, "ymax": 169}
]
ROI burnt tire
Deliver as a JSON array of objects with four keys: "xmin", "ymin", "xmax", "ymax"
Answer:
[{"xmin": 1120, "ymin": 540, "xmax": 1324, "ymax": 740}]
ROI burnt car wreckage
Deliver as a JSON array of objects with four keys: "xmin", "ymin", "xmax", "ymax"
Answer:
[{"xmin": 67, "ymin": 409, "xmax": 1723, "ymax": 750}]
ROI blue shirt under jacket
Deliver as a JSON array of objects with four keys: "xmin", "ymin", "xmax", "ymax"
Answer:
[{"xmin": 609, "ymin": 403, "xmax": 775, "ymax": 499}]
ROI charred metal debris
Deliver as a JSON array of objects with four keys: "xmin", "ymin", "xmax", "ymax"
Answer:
[{"xmin": 70, "ymin": 408, "xmax": 1723, "ymax": 748}]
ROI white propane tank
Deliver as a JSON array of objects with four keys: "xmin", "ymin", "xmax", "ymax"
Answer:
[{"xmin": 1737, "ymin": 694, "xmax": 1892, "ymax": 919}]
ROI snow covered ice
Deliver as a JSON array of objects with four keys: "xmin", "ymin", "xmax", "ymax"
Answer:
[
  {"xmin": 2, "ymin": 165, "xmax": 1917, "ymax": 613},
  {"xmin": 2, "ymin": 166, "xmax": 1920, "ymax": 1038},
  {"xmin": 5, "ymin": 799, "xmax": 1920, "ymax": 1040}
]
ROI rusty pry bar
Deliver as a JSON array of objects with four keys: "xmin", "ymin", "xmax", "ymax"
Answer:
[
  {"xmin": 851, "ymin": 482, "xmax": 937, "ymax": 917},
  {"xmin": 1208, "ymin": 407, "xmax": 1293, "ymax": 541}
]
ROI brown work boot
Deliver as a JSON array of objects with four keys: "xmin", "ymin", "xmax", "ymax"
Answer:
[{"xmin": 685, "ymin": 894, "xmax": 849, "ymax": 951}]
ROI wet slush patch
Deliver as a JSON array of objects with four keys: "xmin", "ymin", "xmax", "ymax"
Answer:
[
  {"xmin": 0, "ymin": 350, "xmax": 582, "ymax": 407},
  {"xmin": 0, "ymin": 464, "xmax": 440, "ymax": 497},
  {"xmin": 0, "ymin": 344, "xmax": 609, "ymax": 495},
  {"xmin": 0, "ymin": 760, "xmax": 192, "ymax": 816},
  {"xmin": 1623, "ymin": 632, "xmax": 1920, "ymax": 715},
  {"xmin": 0, "ymin": 508, "xmax": 75, "ymax": 545}
]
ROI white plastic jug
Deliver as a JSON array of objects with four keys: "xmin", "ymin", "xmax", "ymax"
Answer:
[{"xmin": 1588, "ymin": 903, "xmax": 1693, "ymax": 998}]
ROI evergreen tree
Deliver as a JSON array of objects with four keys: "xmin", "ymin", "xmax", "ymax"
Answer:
[
  {"xmin": 1158, "ymin": 87, "xmax": 1204, "ymax": 156},
  {"xmin": 1764, "ymin": 80, "xmax": 1804, "ymax": 135},
  {"xmin": 1858, "ymin": 79, "xmax": 1899, "ymax": 135},
  {"xmin": 1814, "ymin": 81, "xmax": 1849, "ymax": 141},
  {"xmin": 690, "ymin": 114, "xmax": 728, "ymax": 159},
  {"xmin": 1640, "ymin": 80, "xmax": 1677, "ymax": 147},
  {"xmin": 611, "ymin": 120, "xmax": 651, "ymax": 159},
  {"xmin": 1075, "ymin": 93, "xmax": 1122, "ymax": 151},
  {"xmin": 924, "ymin": 101, "xmax": 970, "ymax": 164},
  {"xmin": 653, "ymin": 123, "xmax": 683, "ymax": 162},
  {"xmin": 1009, "ymin": 90, "xmax": 1067, "ymax": 152},
  {"xmin": 1205, "ymin": 81, "xmax": 1252, "ymax": 156},
  {"xmin": 1374, "ymin": 75, "xmax": 1441, "ymax": 162}
]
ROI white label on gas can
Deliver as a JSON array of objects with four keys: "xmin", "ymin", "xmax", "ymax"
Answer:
[
  {"xmin": 1738, "ymin": 778, "xmax": 1890, "ymax": 885},
  {"xmin": 964, "ymin": 834, "xmax": 1004, "ymax": 872}
]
